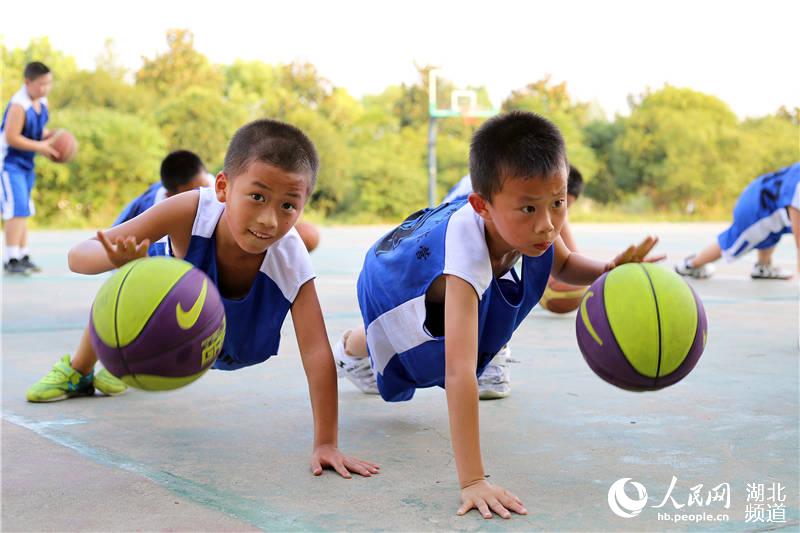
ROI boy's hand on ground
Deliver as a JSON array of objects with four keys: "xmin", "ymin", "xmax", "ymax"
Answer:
[
  {"xmin": 310, "ymin": 444, "xmax": 380, "ymax": 479},
  {"xmin": 97, "ymin": 231, "xmax": 149, "ymax": 268},
  {"xmin": 605, "ymin": 235, "xmax": 666, "ymax": 272},
  {"xmin": 457, "ymin": 479, "xmax": 527, "ymax": 519}
]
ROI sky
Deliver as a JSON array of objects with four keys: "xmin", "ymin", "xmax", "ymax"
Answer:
[{"xmin": 3, "ymin": 0, "xmax": 798, "ymax": 119}]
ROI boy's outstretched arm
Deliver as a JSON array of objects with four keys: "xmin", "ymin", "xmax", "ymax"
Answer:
[
  {"xmin": 789, "ymin": 207, "xmax": 800, "ymax": 274},
  {"xmin": 291, "ymin": 279, "xmax": 380, "ymax": 479},
  {"xmin": 444, "ymin": 275, "xmax": 527, "ymax": 519},
  {"xmin": 68, "ymin": 191, "xmax": 198, "ymax": 274},
  {"xmin": 551, "ymin": 234, "xmax": 666, "ymax": 286}
]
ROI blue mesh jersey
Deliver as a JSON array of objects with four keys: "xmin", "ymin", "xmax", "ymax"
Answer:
[
  {"xmin": 718, "ymin": 162, "xmax": 800, "ymax": 260},
  {"xmin": 357, "ymin": 200, "xmax": 553, "ymax": 402},
  {"xmin": 0, "ymin": 87, "xmax": 49, "ymax": 171},
  {"xmin": 180, "ymin": 187, "xmax": 315, "ymax": 370},
  {"xmin": 114, "ymin": 183, "xmax": 170, "ymax": 256}
]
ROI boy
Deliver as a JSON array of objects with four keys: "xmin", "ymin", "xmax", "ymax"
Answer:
[
  {"xmin": 393, "ymin": 164, "xmax": 585, "ymax": 399},
  {"xmin": 334, "ymin": 112, "xmax": 660, "ymax": 517},
  {"xmin": 1, "ymin": 62, "xmax": 58, "ymax": 274},
  {"xmin": 443, "ymin": 165, "xmax": 584, "ymax": 250},
  {"xmin": 114, "ymin": 150, "xmax": 210, "ymax": 255},
  {"xmin": 116, "ymin": 150, "xmax": 321, "ymax": 253},
  {"xmin": 676, "ymin": 162, "xmax": 799, "ymax": 280},
  {"xmin": 27, "ymin": 119, "xmax": 378, "ymax": 479}
]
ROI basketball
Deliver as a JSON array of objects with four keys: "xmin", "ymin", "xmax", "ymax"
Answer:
[
  {"xmin": 295, "ymin": 221, "xmax": 320, "ymax": 252},
  {"xmin": 49, "ymin": 129, "xmax": 77, "ymax": 163},
  {"xmin": 540, "ymin": 278, "xmax": 587, "ymax": 313},
  {"xmin": 89, "ymin": 257, "xmax": 226, "ymax": 391},
  {"xmin": 576, "ymin": 263, "xmax": 707, "ymax": 391}
]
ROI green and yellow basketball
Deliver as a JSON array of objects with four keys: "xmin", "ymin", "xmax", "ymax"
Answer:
[
  {"xmin": 89, "ymin": 257, "xmax": 226, "ymax": 391},
  {"xmin": 576, "ymin": 263, "xmax": 707, "ymax": 391}
]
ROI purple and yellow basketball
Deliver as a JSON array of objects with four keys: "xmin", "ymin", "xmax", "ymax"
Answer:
[
  {"xmin": 576, "ymin": 263, "xmax": 707, "ymax": 391},
  {"xmin": 89, "ymin": 257, "xmax": 225, "ymax": 391}
]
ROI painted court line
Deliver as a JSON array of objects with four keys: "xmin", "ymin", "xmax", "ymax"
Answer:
[{"xmin": 2, "ymin": 412, "xmax": 316, "ymax": 532}]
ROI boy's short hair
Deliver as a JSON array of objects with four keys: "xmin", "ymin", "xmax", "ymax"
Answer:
[
  {"xmin": 160, "ymin": 150, "xmax": 205, "ymax": 192},
  {"xmin": 568, "ymin": 165, "xmax": 585, "ymax": 199},
  {"xmin": 223, "ymin": 119, "xmax": 319, "ymax": 192},
  {"xmin": 24, "ymin": 62, "xmax": 51, "ymax": 81},
  {"xmin": 470, "ymin": 111, "xmax": 567, "ymax": 199}
]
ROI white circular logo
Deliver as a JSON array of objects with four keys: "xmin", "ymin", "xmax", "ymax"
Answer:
[{"xmin": 608, "ymin": 478, "xmax": 648, "ymax": 518}]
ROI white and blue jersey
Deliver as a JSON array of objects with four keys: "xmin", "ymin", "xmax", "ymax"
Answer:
[
  {"xmin": 114, "ymin": 183, "xmax": 170, "ymax": 256},
  {"xmin": 357, "ymin": 200, "xmax": 552, "ymax": 402},
  {"xmin": 718, "ymin": 163, "xmax": 800, "ymax": 260},
  {"xmin": 1, "ymin": 87, "xmax": 49, "ymax": 172},
  {"xmin": 1, "ymin": 87, "xmax": 48, "ymax": 220},
  {"xmin": 181, "ymin": 187, "xmax": 315, "ymax": 371},
  {"xmin": 442, "ymin": 175, "xmax": 472, "ymax": 204}
]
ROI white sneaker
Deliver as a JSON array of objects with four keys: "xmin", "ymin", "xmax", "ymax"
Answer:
[
  {"xmin": 675, "ymin": 255, "xmax": 715, "ymax": 279},
  {"xmin": 478, "ymin": 345, "xmax": 511, "ymax": 400},
  {"xmin": 751, "ymin": 263, "xmax": 793, "ymax": 280},
  {"xmin": 332, "ymin": 332, "xmax": 379, "ymax": 394}
]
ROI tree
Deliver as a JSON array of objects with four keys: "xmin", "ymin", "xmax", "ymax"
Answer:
[
  {"xmin": 136, "ymin": 29, "xmax": 223, "ymax": 96},
  {"xmin": 34, "ymin": 109, "xmax": 166, "ymax": 226},
  {"xmin": 154, "ymin": 87, "xmax": 248, "ymax": 171},
  {"xmin": 502, "ymin": 77, "xmax": 599, "ymax": 183},
  {"xmin": 1, "ymin": 37, "xmax": 78, "ymax": 103},
  {"xmin": 612, "ymin": 85, "xmax": 745, "ymax": 209}
]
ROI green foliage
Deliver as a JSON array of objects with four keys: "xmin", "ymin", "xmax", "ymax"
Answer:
[
  {"xmin": 1, "ymin": 37, "xmax": 78, "ymax": 102},
  {"xmin": 2, "ymin": 33, "xmax": 796, "ymax": 227},
  {"xmin": 154, "ymin": 87, "xmax": 248, "ymax": 171},
  {"xmin": 34, "ymin": 109, "xmax": 166, "ymax": 226},
  {"xmin": 611, "ymin": 86, "xmax": 798, "ymax": 210},
  {"xmin": 136, "ymin": 29, "xmax": 223, "ymax": 96},
  {"xmin": 502, "ymin": 77, "xmax": 599, "ymax": 183}
]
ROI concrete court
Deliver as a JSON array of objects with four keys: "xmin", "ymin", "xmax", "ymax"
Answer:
[{"xmin": 2, "ymin": 224, "xmax": 798, "ymax": 532}]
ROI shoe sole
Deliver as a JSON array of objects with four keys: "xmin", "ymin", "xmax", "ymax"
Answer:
[
  {"xmin": 96, "ymin": 388, "xmax": 128, "ymax": 396},
  {"xmin": 479, "ymin": 390, "xmax": 511, "ymax": 400},
  {"xmin": 27, "ymin": 389, "xmax": 95, "ymax": 403}
]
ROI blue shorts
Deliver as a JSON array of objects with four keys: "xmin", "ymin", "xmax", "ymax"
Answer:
[
  {"xmin": 717, "ymin": 183, "xmax": 791, "ymax": 261},
  {"xmin": 1, "ymin": 166, "xmax": 36, "ymax": 220}
]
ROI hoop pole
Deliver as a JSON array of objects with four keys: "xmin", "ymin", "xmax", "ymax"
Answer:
[{"xmin": 427, "ymin": 116, "xmax": 438, "ymax": 208}]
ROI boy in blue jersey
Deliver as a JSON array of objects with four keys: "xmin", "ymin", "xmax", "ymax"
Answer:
[
  {"xmin": 439, "ymin": 165, "xmax": 585, "ymax": 399},
  {"xmin": 1, "ymin": 62, "xmax": 58, "ymax": 274},
  {"xmin": 26, "ymin": 119, "xmax": 379, "ymax": 478},
  {"xmin": 334, "ymin": 112, "xmax": 661, "ymax": 518},
  {"xmin": 114, "ymin": 150, "xmax": 210, "ymax": 255},
  {"xmin": 676, "ymin": 162, "xmax": 800, "ymax": 280}
]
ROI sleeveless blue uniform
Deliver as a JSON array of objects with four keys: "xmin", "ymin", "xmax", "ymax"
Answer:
[
  {"xmin": 114, "ymin": 183, "xmax": 170, "ymax": 256},
  {"xmin": 357, "ymin": 200, "xmax": 553, "ymax": 402},
  {"xmin": 718, "ymin": 163, "xmax": 800, "ymax": 260},
  {"xmin": 180, "ymin": 187, "xmax": 315, "ymax": 370},
  {"xmin": 1, "ymin": 87, "xmax": 49, "ymax": 220}
]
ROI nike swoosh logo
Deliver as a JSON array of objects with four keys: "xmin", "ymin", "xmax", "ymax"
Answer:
[
  {"xmin": 580, "ymin": 290, "xmax": 603, "ymax": 346},
  {"xmin": 176, "ymin": 279, "xmax": 208, "ymax": 330}
]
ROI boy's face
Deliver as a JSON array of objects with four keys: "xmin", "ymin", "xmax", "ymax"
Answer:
[
  {"xmin": 474, "ymin": 168, "xmax": 568, "ymax": 257},
  {"xmin": 25, "ymin": 73, "xmax": 53, "ymax": 100},
  {"xmin": 216, "ymin": 161, "xmax": 310, "ymax": 254}
]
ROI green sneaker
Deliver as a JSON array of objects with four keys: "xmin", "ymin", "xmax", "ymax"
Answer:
[
  {"xmin": 26, "ymin": 355, "xmax": 95, "ymax": 402},
  {"xmin": 94, "ymin": 368, "xmax": 128, "ymax": 396}
]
